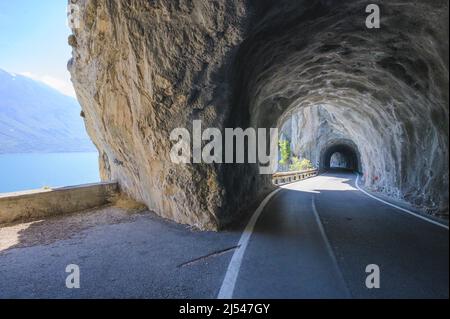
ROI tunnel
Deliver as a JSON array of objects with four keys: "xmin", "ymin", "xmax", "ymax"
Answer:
[
  {"xmin": 320, "ymin": 141, "xmax": 361, "ymax": 173},
  {"xmin": 69, "ymin": 0, "xmax": 449, "ymax": 230}
]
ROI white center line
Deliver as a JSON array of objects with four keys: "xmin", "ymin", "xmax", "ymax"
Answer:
[{"xmin": 311, "ymin": 182, "xmax": 351, "ymax": 298}]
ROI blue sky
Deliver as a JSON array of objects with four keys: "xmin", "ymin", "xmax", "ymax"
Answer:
[{"xmin": 0, "ymin": 1, "xmax": 75, "ymax": 96}]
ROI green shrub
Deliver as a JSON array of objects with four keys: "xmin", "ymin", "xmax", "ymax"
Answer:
[
  {"xmin": 289, "ymin": 156, "xmax": 314, "ymax": 171},
  {"xmin": 278, "ymin": 140, "xmax": 291, "ymax": 165}
]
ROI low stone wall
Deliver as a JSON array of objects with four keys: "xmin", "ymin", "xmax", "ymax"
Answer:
[{"xmin": 0, "ymin": 182, "xmax": 118, "ymax": 225}]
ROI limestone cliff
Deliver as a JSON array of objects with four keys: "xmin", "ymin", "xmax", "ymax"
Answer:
[{"xmin": 69, "ymin": 0, "xmax": 251, "ymax": 230}]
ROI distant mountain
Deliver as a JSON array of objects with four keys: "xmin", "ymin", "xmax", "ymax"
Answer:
[{"xmin": 0, "ymin": 69, "xmax": 96, "ymax": 154}]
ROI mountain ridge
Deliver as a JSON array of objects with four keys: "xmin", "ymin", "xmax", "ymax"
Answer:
[{"xmin": 0, "ymin": 68, "xmax": 96, "ymax": 154}]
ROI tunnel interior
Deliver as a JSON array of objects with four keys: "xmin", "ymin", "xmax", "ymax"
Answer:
[{"xmin": 223, "ymin": 0, "xmax": 449, "ymax": 219}]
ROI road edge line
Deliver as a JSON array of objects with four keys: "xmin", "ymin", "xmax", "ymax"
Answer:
[
  {"xmin": 355, "ymin": 174, "xmax": 449, "ymax": 230},
  {"xmin": 217, "ymin": 187, "xmax": 282, "ymax": 299}
]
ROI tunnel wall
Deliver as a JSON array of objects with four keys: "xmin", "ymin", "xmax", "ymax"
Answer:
[{"xmin": 69, "ymin": 0, "xmax": 449, "ymax": 229}]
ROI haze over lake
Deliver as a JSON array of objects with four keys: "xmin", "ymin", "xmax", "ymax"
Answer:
[
  {"xmin": 0, "ymin": 68, "xmax": 100, "ymax": 193},
  {"xmin": 0, "ymin": 152, "xmax": 100, "ymax": 193}
]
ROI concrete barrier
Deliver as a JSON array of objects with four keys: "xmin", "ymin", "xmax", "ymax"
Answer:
[
  {"xmin": 272, "ymin": 169, "xmax": 318, "ymax": 185},
  {"xmin": 0, "ymin": 182, "xmax": 119, "ymax": 225}
]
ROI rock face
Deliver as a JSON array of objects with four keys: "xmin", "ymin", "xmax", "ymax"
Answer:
[
  {"xmin": 69, "ymin": 0, "xmax": 449, "ymax": 228},
  {"xmin": 69, "ymin": 0, "xmax": 250, "ymax": 230}
]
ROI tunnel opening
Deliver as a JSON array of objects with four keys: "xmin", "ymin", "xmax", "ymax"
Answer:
[
  {"xmin": 330, "ymin": 153, "xmax": 347, "ymax": 169},
  {"xmin": 320, "ymin": 141, "xmax": 361, "ymax": 173},
  {"xmin": 222, "ymin": 0, "xmax": 449, "ymax": 221}
]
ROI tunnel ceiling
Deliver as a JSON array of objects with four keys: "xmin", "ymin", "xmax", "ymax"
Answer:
[{"xmin": 69, "ymin": 0, "xmax": 449, "ymax": 230}]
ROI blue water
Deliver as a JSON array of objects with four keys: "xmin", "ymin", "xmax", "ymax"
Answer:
[{"xmin": 0, "ymin": 152, "xmax": 100, "ymax": 193}]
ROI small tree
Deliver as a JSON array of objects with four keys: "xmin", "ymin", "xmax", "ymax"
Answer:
[
  {"xmin": 278, "ymin": 140, "xmax": 291, "ymax": 165},
  {"xmin": 289, "ymin": 156, "xmax": 314, "ymax": 171}
]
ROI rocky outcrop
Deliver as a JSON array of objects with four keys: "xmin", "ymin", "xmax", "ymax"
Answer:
[
  {"xmin": 69, "ymin": 0, "xmax": 449, "ymax": 228},
  {"xmin": 68, "ymin": 0, "xmax": 252, "ymax": 230}
]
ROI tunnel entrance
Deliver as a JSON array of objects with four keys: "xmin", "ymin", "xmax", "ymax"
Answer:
[{"xmin": 320, "ymin": 141, "xmax": 361, "ymax": 173}]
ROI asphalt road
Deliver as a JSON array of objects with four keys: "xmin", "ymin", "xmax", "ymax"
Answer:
[
  {"xmin": 0, "ymin": 171, "xmax": 448, "ymax": 298},
  {"xmin": 228, "ymin": 171, "xmax": 449, "ymax": 298}
]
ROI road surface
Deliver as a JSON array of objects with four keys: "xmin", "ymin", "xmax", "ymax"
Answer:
[
  {"xmin": 222, "ymin": 171, "xmax": 449, "ymax": 299},
  {"xmin": 0, "ymin": 171, "xmax": 448, "ymax": 298}
]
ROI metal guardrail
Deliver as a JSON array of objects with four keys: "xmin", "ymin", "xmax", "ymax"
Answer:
[{"xmin": 272, "ymin": 169, "xmax": 318, "ymax": 185}]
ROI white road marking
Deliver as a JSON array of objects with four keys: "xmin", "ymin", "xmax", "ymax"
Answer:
[
  {"xmin": 219, "ymin": 173, "xmax": 447, "ymax": 299},
  {"xmin": 355, "ymin": 174, "xmax": 449, "ymax": 230},
  {"xmin": 217, "ymin": 188, "xmax": 282, "ymax": 299},
  {"xmin": 311, "ymin": 195, "xmax": 351, "ymax": 298}
]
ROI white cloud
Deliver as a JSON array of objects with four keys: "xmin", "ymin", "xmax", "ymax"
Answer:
[{"xmin": 19, "ymin": 72, "xmax": 76, "ymax": 98}]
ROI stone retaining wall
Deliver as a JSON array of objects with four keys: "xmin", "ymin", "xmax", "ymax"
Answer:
[{"xmin": 0, "ymin": 182, "xmax": 118, "ymax": 225}]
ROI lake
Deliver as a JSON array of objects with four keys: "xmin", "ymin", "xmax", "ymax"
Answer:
[{"xmin": 0, "ymin": 152, "xmax": 100, "ymax": 193}]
